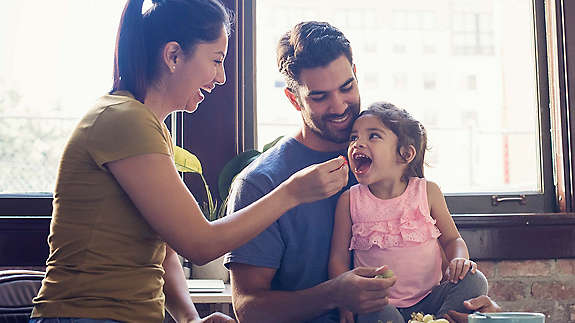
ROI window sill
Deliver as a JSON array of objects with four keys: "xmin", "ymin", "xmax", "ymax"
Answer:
[
  {"xmin": 1, "ymin": 213, "xmax": 574, "ymax": 265},
  {"xmin": 454, "ymin": 213, "xmax": 575, "ymax": 260}
]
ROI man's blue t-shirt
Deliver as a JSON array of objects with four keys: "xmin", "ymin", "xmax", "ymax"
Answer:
[{"xmin": 224, "ymin": 137, "xmax": 354, "ymax": 322}]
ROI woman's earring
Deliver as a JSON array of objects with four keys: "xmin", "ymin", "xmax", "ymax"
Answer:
[{"xmin": 171, "ymin": 66, "xmax": 176, "ymax": 72}]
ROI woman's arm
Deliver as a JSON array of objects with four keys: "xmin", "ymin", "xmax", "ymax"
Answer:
[
  {"xmin": 163, "ymin": 246, "xmax": 200, "ymax": 322},
  {"xmin": 427, "ymin": 181, "xmax": 475, "ymax": 282},
  {"xmin": 329, "ymin": 190, "xmax": 353, "ymax": 279},
  {"xmin": 107, "ymin": 153, "xmax": 348, "ymax": 265},
  {"xmin": 163, "ymin": 246, "xmax": 235, "ymax": 323}
]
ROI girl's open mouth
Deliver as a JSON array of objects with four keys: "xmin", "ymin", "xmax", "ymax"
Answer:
[{"xmin": 351, "ymin": 151, "xmax": 372, "ymax": 174}]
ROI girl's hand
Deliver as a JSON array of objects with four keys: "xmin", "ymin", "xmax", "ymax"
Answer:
[
  {"xmin": 339, "ymin": 308, "xmax": 355, "ymax": 323},
  {"xmin": 189, "ymin": 312, "xmax": 236, "ymax": 323},
  {"xmin": 446, "ymin": 258, "xmax": 477, "ymax": 283},
  {"xmin": 284, "ymin": 156, "xmax": 348, "ymax": 205}
]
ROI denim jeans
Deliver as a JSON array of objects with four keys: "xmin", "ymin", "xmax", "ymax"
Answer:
[
  {"xmin": 357, "ymin": 269, "xmax": 488, "ymax": 323},
  {"xmin": 30, "ymin": 318, "xmax": 123, "ymax": 323}
]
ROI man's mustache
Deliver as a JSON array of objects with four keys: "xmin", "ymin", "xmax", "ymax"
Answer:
[{"xmin": 323, "ymin": 106, "xmax": 356, "ymax": 120}]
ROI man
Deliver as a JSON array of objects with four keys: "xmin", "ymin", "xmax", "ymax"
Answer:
[
  {"xmin": 224, "ymin": 21, "xmax": 500, "ymax": 323},
  {"xmin": 224, "ymin": 21, "xmax": 394, "ymax": 322}
]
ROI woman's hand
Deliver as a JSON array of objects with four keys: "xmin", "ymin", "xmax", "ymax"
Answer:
[
  {"xmin": 189, "ymin": 312, "xmax": 236, "ymax": 323},
  {"xmin": 339, "ymin": 308, "xmax": 355, "ymax": 323},
  {"xmin": 446, "ymin": 258, "xmax": 477, "ymax": 283},
  {"xmin": 284, "ymin": 156, "xmax": 349, "ymax": 205}
]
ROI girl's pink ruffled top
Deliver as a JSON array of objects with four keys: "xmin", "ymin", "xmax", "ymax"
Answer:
[{"xmin": 349, "ymin": 177, "xmax": 443, "ymax": 307}]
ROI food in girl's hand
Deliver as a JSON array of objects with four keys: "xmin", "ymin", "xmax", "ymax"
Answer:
[
  {"xmin": 375, "ymin": 268, "xmax": 395, "ymax": 279},
  {"xmin": 408, "ymin": 312, "xmax": 449, "ymax": 323}
]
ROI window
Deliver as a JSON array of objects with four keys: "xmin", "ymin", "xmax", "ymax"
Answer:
[
  {"xmin": 0, "ymin": 1, "xmax": 125, "ymax": 196},
  {"xmin": 392, "ymin": 10, "xmax": 436, "ymax": 31},
  {"xmin": 423, "ymin": 72, "xmax": 437, "ymax": 90},
  {"xmin": 393, "ymin": 72, "xmax": 408, "ymax": 91},
  {"xmin": 451, "ymin": 11, "xmax": 495, "ymax": 56},
  {"xmin": 392, "ymin": 43, "xmax": 407, "ymax": 54},
  {"xmin": 0, "ymin": 0, "xmax": 558, "ymax": 216},
  {"xmin": 254, "ymin": 0, "xmax": 553, "ymax": 214},
  {"xmin": 465, "ymin": 74, "xmax": 478, "ymax": 91}
]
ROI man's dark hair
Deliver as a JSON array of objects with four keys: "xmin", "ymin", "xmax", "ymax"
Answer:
[{"xmin": 277, "ymin": 21, "xmax": 353, "ymax": 93}]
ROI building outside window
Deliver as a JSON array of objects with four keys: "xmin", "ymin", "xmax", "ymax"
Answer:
[{"xmin": 452, "ymin": 10, "xmax": 495, "ymax": 56}]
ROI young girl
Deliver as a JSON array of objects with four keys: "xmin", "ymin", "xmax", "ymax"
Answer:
[{"xmin": 329, "ymin": 102, "xmax": 488, "ymax": 323}]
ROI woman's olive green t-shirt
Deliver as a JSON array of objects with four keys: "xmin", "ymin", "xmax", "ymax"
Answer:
[{"xmin": 32, "ymin": 92, "xmax": 173, "ymax": 323}]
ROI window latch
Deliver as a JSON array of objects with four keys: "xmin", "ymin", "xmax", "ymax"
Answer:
[{"xmin": 491, "ymin": 194, "xmax": 527, "ymax": 206}]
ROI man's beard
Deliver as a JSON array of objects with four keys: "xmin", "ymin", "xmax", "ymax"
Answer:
[{"xmin": 303, "ymin": 103, "xmax": 360, "ymax": 144}]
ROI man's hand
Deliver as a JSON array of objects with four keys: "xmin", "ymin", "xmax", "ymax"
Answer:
[
  {"xmin": 332, "ymin": 266, "xmax": 396, "ymax": 314},
  {"xmin": 444, "ymin": 295, "xmax": 502, "ymax": 323}
]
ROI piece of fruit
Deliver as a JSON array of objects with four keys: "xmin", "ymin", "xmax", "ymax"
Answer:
[
  {"xmin": 375, "ymin": 269, "xmax": 395, "ymax": 279},
  {"xmin": 409, "ymin": 312, "xmax": 436, "ymax": 323}
]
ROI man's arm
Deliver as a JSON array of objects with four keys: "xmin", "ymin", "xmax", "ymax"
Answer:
[{"xmin": 230, "ymin": 263, "xmax": 395, "ymax": 323}]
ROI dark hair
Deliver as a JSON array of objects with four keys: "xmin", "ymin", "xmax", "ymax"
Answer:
[
  {"xmin": 277, "ymin": 21, "xmax": 353, "ymax": 93},
  {"xmin": 361, "ymin": 102, "xmax": 428, "ymax": 181},
  {"xmin": 111, "ymin": 0, "xmax": 233, "ymax": 102}
]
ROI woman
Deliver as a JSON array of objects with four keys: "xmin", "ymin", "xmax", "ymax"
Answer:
[{"xmin": 30, "ymin": 1, "xmax": 349, "ymax": 322}]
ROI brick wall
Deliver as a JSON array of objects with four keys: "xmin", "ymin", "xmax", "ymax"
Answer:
[{"xmin": 478, "ymin": 259, "xmax": 575, "ymax": 322}]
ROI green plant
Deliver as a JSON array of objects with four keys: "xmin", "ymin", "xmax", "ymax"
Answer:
[
  {"xmin": 217, "ymin": 136, "xmax": 283, "ymax": 202},
  {"xmin": 173, "ymin": 145, "xmax": 217, "ymax": 221},
  {"xmin": 173, "ymin": 136, "xmax": 283, "ymax": 221}
]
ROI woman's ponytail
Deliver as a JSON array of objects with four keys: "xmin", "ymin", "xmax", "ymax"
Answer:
[{"xmin": 112, "ymin": 0, "xmax": 148, "ymax": 102}]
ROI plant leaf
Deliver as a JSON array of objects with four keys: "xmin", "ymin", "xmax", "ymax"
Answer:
[
  {"xmin": 263, "ymin": 136, "xmax": 283, "ymax": 152},
  {"xmin": 217, "ymin": 149, "xmax": 261, "ymax": 201},
  {"xmin": 199, "ymin": 173, "xmax": 216, "ymax": 221},
  {"xmin": 174, "ymin": 146, "xmax": 202, "ymax": 174},
  {"xmin": 173, "ymin": 146, "xmax": 218, "ymax": 221}
]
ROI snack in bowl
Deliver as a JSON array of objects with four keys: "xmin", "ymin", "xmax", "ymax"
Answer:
[{"xmin": 408, "ymin": 312, "xmax": 449, "ymax": 323}]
